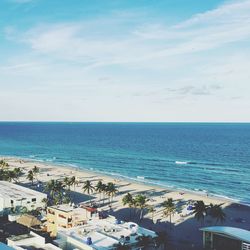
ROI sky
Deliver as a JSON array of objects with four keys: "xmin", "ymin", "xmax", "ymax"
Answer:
[{"xmin": 0, "ymin": 0, "xmax": 250, "ymax": 122}]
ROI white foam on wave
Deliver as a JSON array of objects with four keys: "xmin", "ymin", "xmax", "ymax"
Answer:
[
  {"xmin": 137, "ymin": 176, "xmax": 145, "ymax": 180},
  {"xmin": 67, "ymin": 163, "xmax": 79, "ymax": 169},
  {"xmin": 175, "ymin": 161, "xmax": 188, "ymax": 165},
  {"xmin": 45, "ymin": 156, "xmax": 57, "ymax": 162}
]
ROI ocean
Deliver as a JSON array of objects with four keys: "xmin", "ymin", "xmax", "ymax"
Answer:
[{"xmin": 0, "ymin": 122, "xmax": 250, "ymax": 204}]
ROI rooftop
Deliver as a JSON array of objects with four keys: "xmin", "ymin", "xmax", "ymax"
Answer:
[
  {"xmin": 49, "ymin": 204, "xmax": 88, "ymax": 215},
  {"xmin": 0, "ymin": 181, "xmax": 46, "ymax": 200},
  {"xmin": 8, "ymin": 232, "xmax": 61, "ymax": 250},
  {"xmin": 57, "ymin": 216, "xmax": 157, "ymax": 250},
  {"xmin": 200, "ymin": 226, "xmax": 250, "ymax": 243},
  {"xmin": 9, "ymin": 233, "xmax": 35, "ymax": 242},
  {"xmin": 50, "ymin": 204, "xmax": 75, "ymax": 213}
]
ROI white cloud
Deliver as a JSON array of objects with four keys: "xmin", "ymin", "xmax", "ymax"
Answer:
[
  {"xmin": 14, "ymin": 0, "xmax": 250, "ymax": 71},
  {"xmin": 175, "ymin": 0, "xmax": 250, "ymax": 28},
  {"xmin": 1, "ymin": 0, "xmax": 250, "ymax": 121}
]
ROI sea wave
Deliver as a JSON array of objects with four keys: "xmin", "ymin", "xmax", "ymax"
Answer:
[
  {"xmin": 1, "ymin": 153, "xmax": 248, "ymax": 205},
  {"xmin": 175, "ymin": 160, "xmax": 225, "ymax": 167},
  {"xmin": 137, "ymin": 176, "xmax": 145, "ymax": 180},
  {"xmin": 175, "ymin": 161, "xmax": 188, "ymax": 165}
]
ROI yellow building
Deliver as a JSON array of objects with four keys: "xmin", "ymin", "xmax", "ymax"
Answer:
[{"xmin": 47, "ymin": 204, "xmax": 97, "ymax": 237}]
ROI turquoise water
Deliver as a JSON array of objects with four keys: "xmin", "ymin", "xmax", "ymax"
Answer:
[{"xmin": 0, "ymin": 122, "xmax": 250, "ymax": 204}]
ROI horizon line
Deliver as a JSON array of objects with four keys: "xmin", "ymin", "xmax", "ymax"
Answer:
[{"xmin": 0, "ymin": 121, "xmax": 250, "ymax": 124}]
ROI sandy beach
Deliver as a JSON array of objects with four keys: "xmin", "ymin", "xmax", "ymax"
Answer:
[{"xmin": 2, "ymin": 156, "xmax": 250, "ymax": 249}]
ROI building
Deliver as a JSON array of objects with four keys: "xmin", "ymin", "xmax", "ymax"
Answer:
[
  {"xmin": 7, "ymin": 231, "xmax": 62, "ymax": 250},
  {"xmin": 200, "ymin": 226, "xmax": 250, "ymax": 250},
  {"xmin": 47, "ymin": 204, "xmax": 98, "ymax": 237},
  {"xmin": 0, "ymin": 181, "xmax": 47, "ymax": 216},
  {"xmin": 55, "ymin": 216, "xmax": 157, "ymax": 250}
]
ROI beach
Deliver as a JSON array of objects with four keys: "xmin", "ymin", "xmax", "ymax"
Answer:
[{"xmin": 2, "ymin": 156, "xmax": 250, "ymax": 249}]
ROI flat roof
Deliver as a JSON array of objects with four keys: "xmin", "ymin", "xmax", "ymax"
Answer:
[
  {"xmin": 18, "ymin": 244, "xmax": 60, "ymax": 250},
  {"xmin": 200, "ymin": 226, "xmax": 250, "ymax": 243},
  {"xmin": 58, "ymin": 217, "xmax": 157, "ymax": 249},
  {"xmin": 70, "ymin": 230, "xmax": 118, "ymax": 249},
  {"xmin": 9, "ymin": 234, "xmax": 35, "ymax": 242},
  {"xmin": 0, "ymin": 181, "xmax": 47, "ymax": 200},
  {"xmin": 49, "ymin": 204, "xmax": 87, "ymax": 214},
  {"xmin": 49, "ymin": 204, "xmax": 74, "ymax": 213},
  {"xmin": 8, "ymin": 233, "xmax": 61, "ymax": 250}
]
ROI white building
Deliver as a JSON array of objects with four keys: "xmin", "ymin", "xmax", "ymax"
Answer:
[
  {"xmin": 7, "ymin": 231, "xmax": 62, "ymax": 250},
  {"xmin": 0, "ymin": 181, "xmax": 47, "ymax": 216},
  {"xmin": 55, "ymin": 216, "xmax": 157, "ymax": 250}
]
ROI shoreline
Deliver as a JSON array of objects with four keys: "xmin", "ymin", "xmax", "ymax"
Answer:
[
  {"xmin": 0, "ymin": 154, "xmax": 237, "ymax": 205},
  {"xmin": 2, "ymin": 155, "xmax": 250, "ymax": 248}
]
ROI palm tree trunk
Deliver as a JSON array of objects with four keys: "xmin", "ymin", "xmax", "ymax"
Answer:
[{"xmin": 140, "ymin": 209, "xmax": 143, "ymax": 221}]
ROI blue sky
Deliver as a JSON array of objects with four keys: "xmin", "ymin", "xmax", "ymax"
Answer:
[{"xmin": 1, "ymin": 0, "xmax": 250, "ymax": 121}]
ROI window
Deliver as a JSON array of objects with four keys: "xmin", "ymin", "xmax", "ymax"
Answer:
[
  {"xmin": 48, "ymin": 209, "xmax": 55, "ymax": 215},
  {"xmin": 59, "ymin": 214, "xmax": 67, "ymax": 219},
  {"xmin": 32, "ymin": 198, "xmax": 36, "ymax": 202}
]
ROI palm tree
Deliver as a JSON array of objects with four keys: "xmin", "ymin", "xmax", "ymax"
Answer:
[
  {"xmin": 134, "ymin": 194, "xmax": 147, "ymax": 221},
  {"xmin": 2, "ymin": 170, "xmax": 11, "ymax": 182},
  {"xmin": 0, "ymin": 160, "xmax": 9, "ymax": 169},
  {"xmin": 53, "ymin": 194, "xmax": 62, "ymax": 205},
  {"xmin": 55, "ymin": 180, "xmax": 65, "ymax": 204},
  {"xmin": 82, "ymin": 180, "xmax": 94, "ymax": 200},
  {"xmin": 209, "ymin": 204, "xmax": 226, "ymax": 224},
  {"xmin": 5, "ymin": 171, "xmax": 11, "ymax": 182},
  {"xmin": 162, "ymin": 198, "xmax": 176, "ymax": 230},
  {"xmin": 5, "ymin": 170, "xmax": 15, "ymax": 182},
  {"xmin": 0, "ymin": 169, "xmax": 5, "ymax": 180},
  {"xmin": 44, "ymin": 179, "xmax": 65, "ymax": 204},
  {"xmin": 63, "ymin": 177, "xmax": 72, "ymax": 191},
  {"xmin": 44, "ymin": 179, "xmax": 56, "ymax": 199},
  {"xmin": 122, "ymin": 193, "xmax": 134, "ymax": 219},
  {"xmin": 101, "ymin": 183, "xmax": 107, "ymax": 205},
  {"xmin": 148, "ymin": 205, "xmax": 156, "ymax": 223},
  {"xmin": 62, "ymin": 194, "xmax": 71, "ymax": 204},
  {"xmin": 70, "ymin": 176, "xmax": 77, "ymax": 191},
  {"xmin": 95, "ymin": 180, "xmax": 103, "ymax": 205},
  {"xmin": 106, "ymin": 182, "xmax": 118, "ymax": 206},
  {"xmin": 193, "ymin": 200, "xmax": 207, "ymax": 225},
  {"xmin": 27, "ymin": 170, "xmax": 35, "ymax": 185},
  {"xmin": 13, "ymin": 167, "xmax": 22, "ymax": 182},
  {"xmin": 32, "ymin": 166, "xmax": 39, "ymax": 180}
]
